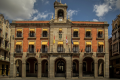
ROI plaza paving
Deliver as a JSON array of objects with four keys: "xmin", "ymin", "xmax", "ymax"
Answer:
[{"xmin": 0, "ymin": 77, "xmax": 120, "ymax": 80}]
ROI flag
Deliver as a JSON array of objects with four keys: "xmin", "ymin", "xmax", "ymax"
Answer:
[
  {"xmin": 48, "ymin": 41, "xmax": 49, "ymax": 46},
  {"xmin": 66, "ymin": 36, "xmax": 68, "ymax": 45},
  {"xmin": 53, "ymin": 35, "xmax": 55, "ymax": 44},
  {"xmin": 71, "ymin": 39, "xmax": 73, "ymax": 44}
]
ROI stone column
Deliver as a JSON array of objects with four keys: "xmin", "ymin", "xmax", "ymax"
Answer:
[
  {"xmin": 49, "ymin": 56, "xmax": 54, "ymax": 78},
  {"xmin": 66, "ymin": 56, "xmax": 72, "ymax": 79},
  {"xmin": 38, "ymin": 58, "xmax": 41, "ymax": 78},
  {"xmin": 22, "ymin": 63, "xmax": 26, "ymax": 78},
  {"xmin": 94, "ymin": 62, "xmax": 98, "ymax": 78}
]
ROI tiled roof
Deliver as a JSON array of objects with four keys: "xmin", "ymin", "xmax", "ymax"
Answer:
[
  {"xmin": 14, "ymin": 21, "xmax": 49, "ymax": 23},
  {"xmin": 72, "ymin": 21, "xmax": 104, "ymax": 24}
]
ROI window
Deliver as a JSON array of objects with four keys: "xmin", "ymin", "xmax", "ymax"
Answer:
[
  {"xmin": 30, "ymin": 31, "xmax": 35, "ymax": 37},
  {"xmin": 29, "ymin": 45, "xmax": 34, "ymax": 53},
  {"xmin": 5, "ymin": 33, "xmax": 8, "ymax": 39},
  {"xmin": 86, "ymin": 45, "xmax": 91, "ymax": 52},
  {"xmin": 98, "ymin": 45, "xmax": 103, "ymax": 52},
  {"xmin": 73, "ymin": 31, "xmax": 78, "ymax": 37},
  {"xmin": 73, "ymin": 45, "xmax": 78, "ymax": 52},
  {"xmin": 16, "ymin": 45, "xmax": 21, "ymax": 53},
  {"xmin": 86, "ymin": 31, "xmax": 91, "ymax": 37},
  {"xmin": 4, "ymin": 52, "xmax": 6, "ymax": 60},
  {"xmin": 42, "ymin": 45, "xmax": 47, "ymax": 53},
  {"xmin": 98, "ymin": 31, "xmax": 103, "ymax": 38},
  {"xmin": 113, "ymin": 43, "xmax": 118, "ymax": 52},
  {"xmin": 5, "ymin": 41, "xmax": 8, "ymax": 49},
  {"xmin": 59, "ymin": 29, "xmax": 62, "ymax": 39},
  {"xmin": 57, "ymin": 45, "xmax": 63, "ymax": 52},
  {"xmin": 115, "ymin": 24, "xmax": 117, "ymax": 29},
  {"xmin": 17, "ymin": 31, "xmax": 22, "ymax": 37},
  {"xmin": 43, "ymin": 31, "xmax": 47, "ymax": 37}
]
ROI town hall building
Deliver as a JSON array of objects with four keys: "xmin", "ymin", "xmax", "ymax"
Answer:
[{"xmin": 9, "ymin": 0, "xmax": 109, "ymax": 78}]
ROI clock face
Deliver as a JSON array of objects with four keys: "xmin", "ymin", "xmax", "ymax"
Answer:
[{"xmin": 59, "ymin": 19, "xmax": 62, "ymax": 21}]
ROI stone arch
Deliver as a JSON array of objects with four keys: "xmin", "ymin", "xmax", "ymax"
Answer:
[
  {"xmin": 55, "ymin": 57, "xmax": 66, "ymax": 77},
  {"xmin": 41, "ymin": 59, "xmax": 48, "ymax": 77},
  {"xmin": 72, "ymin": 59, "xmax": 79, "ymax": 77},
  {"xmin": 26, "ymin": 57, "xmax": 38, "ymax": 77},
  {"xmin": 15, "ymin": 59, "xmax": 22, "ymax": 77},
  {"xmin": 57, "ymin": 9, "xmax": 64, "ymax": 19},
  {"xmin": 82, "ymin": 57, "xmax": 94, "ymax": 77},
  {"xmin": 98, "ymin": 59, "xmax": 104, "ymax": 77}
]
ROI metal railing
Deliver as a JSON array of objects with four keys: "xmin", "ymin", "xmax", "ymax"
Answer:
[
  {"xmin": 57, "ymin": 48, "xmax": 65, "ymax": 53},
  {"xmin": 72, "ymin": 48, "xmax": 80, "ymax": 53},
  {"xmin": 27, "ymin": 48, "xmax": 36, "ymax": 53},
  {"xmin": 97, "ymin": 48, "xmax": 104, "ymax": 52},
  {"xmin": 85, "ymin": 48, "xmax": 93, "ymax": 53},
  {"xmin": 15, "ymin": 49, "xmax": 23, "ymax": 53}
]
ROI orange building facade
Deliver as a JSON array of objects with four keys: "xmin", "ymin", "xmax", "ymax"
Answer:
[{"xmin": 9, "ymin": 1, "xmax": 109, "ymax": 79}]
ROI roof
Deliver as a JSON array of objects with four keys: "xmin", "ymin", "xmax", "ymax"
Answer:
[
  {"xmin": 72, "ymin": 21, "xmax": 105, "ymax": 24},
  {"xmin": 13, "ymin": 21, "xmax": 50, "ymax": 23}
]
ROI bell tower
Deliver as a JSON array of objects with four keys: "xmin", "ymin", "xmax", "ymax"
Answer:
[{"xmin": 54, "ymin": 0, "xmax": 68, "ymax": 23}]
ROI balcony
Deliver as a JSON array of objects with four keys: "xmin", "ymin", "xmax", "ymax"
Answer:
[
  {"xmin": 84, "ymin": 34, "xmax": 92, "ymax": 40},
  {"xmin": 40, "ymin": 34, "xmax": 49, "ymax": 39},
  {"xmin": 14, "ymin": 49, "xmax": 23, "ymax": 57},
  {"xmin": 96, "ymin": 34, "xmax": 104, "ymax": 40},
  {"xmin": 57, "ymin": 48, "xmax": 65, "ymax": 53},
  {"xmin": 112, "ymin": 26, "xmax": 118, "ymax": 32},
  {"xmin": 84, "ymin": 48, "xmax": 93, "ymax": 57},
  {"xmin": 15, "ymin": 33, "xmax": 23, "ymax": 39},
  {"xmin": 27, "ymin": 48, "xmax": 36, "ymax": 57},
  {"xmin": 72, "ymin": 48, "xmax": 80, "ymax": 53},
  {"xmin": 72, "ymin": 34, "xmax": 80, "ymax": 40},
  {"xmin": 96, "ymin": 48, "xmax": 105, "ymax": 57},
  {"xmin": 28, "ymin": 33, "xmax": 36, "ymax": 39}
]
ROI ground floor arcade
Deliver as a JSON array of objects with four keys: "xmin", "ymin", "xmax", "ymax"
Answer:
[{"xmin": 10, "ymin": 53, "xmax": 108, "ymax": 79}]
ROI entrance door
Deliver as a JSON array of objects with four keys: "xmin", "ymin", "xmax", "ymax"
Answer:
[
  {"xmin": 6, "ymin": 65, "xmax": 8, "ymax": 76},
  {"xmin": 55, "ymin": 58, "xmax": 66, "ymax": 77},
  {"xmin": 57, "ymin": 60, "xmax": 65, "ymax": 73}
]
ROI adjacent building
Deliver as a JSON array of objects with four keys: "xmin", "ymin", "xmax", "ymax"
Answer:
[
  {"xmin": 0, "ymin": 14, "xmax": 11, "ymax": 77},
  {"xmin": 9, "ymin": 1, "xmax": 109, "ymax": 78},
  {"xmin": 109, "ymin": 14, "xmax": 120, "ymax": 78}
]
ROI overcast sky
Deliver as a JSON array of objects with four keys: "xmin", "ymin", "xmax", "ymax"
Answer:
[{"xmin": 0, "ymin": 0, "xmax": 120, "ymax": 38}]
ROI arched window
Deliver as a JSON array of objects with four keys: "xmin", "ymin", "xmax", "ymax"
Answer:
[{"xmin": 58, "ymin": 10, "xmax": 64, "ymax": 19}]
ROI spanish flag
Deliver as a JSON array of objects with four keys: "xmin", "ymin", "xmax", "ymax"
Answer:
[{"xmin": 53, "ymin": 35, "xmax": 55, "ymax": 44}]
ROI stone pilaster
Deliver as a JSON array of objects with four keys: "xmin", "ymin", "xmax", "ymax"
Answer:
[
  {"xmin": 94, "ymin": 62, "xmax": 98, "ymax": 78},
  {"xmin": 49, "ymin": 56, "xmax": 54, "ymax": 78},
  {"xmin": 38, "ymin": 58, "xmax": 41, "ymax": 78},
  {"xmin": 104, "ymin": 26, "xmax": 109, "ymax": 78},
  {"xmin": 22, "ymin": 63, "xmax": 26, "ymax": 78},
  {"xmin": 66, "ymin": 56, "xmax": 72, "ymax": 79}
]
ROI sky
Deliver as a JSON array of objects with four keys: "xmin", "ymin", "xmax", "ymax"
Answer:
[{"xmin": 0, "ymin": 0, "xmax": 120, "ymax": 39}]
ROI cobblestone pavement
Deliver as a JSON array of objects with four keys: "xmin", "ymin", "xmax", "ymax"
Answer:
[{"xmin": 0, "ymin": 77, "xmax": 120, "ymax": 80}]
